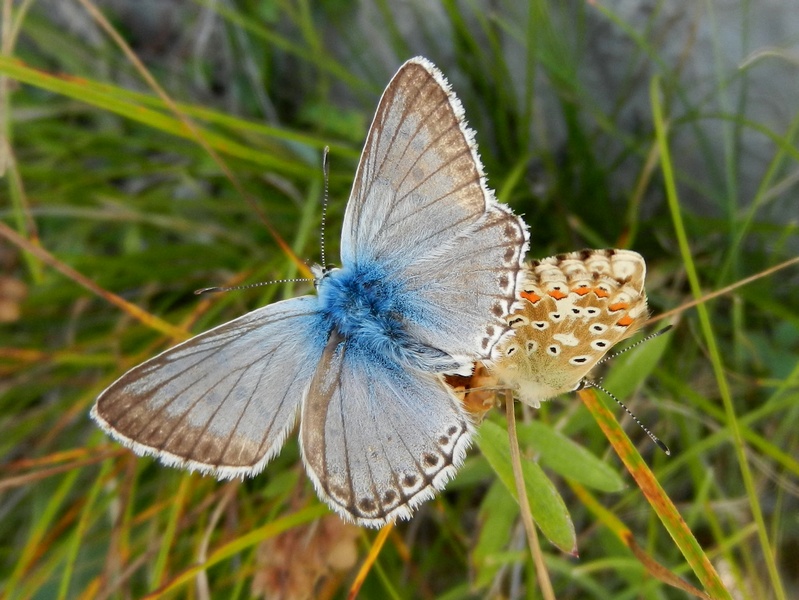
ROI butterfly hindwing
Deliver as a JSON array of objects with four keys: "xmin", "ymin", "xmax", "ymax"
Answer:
[
  {"xmin": 300, "ymin": 331, "xmax": 471, "ymax": 527},
  {"xmin": 400, "ymin": 203, "xmax": 528, "ymax": 360},
  {"xmin": 92, "ymin": 296, "xmax": 325, "ymax": 477}
]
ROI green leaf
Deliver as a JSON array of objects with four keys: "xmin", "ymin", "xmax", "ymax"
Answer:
[
  {"xmin": 515, "ymin": 421, "xmax": 625, "ymax": 492},
  {"xmin": 477, "ymin": 420, "xmax": 576, "ymax": 553}
]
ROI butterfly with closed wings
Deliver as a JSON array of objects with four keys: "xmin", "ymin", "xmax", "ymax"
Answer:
[
  {"xmin": 92, "ymin": 57, "xmax": 529, "ymax": 528},
  {"xmin": 488, "ymin": 249, "xmax": 649, "ymax": 407}
]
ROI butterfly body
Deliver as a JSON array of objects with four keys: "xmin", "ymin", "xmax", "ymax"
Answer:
[
  {"xmin": 92, "ymin": 57, "xmax": 529, "ymax": 527},
  {"xmin": 316, "ymin": 261, "xmax": 464, "ymax": 374},
  {"xmin": 488, "ymin": 249, "xmax": 648, "ymax": 408}
]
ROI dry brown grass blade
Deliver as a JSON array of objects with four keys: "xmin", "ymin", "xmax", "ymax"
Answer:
[
  {"xmin": 505, "ymin": 390, "xmax": 556, "ymax": 600},
  {"xmin": 570, "ymin": 482, "xmax": 711, "ymax": 599},
  {"xmin": 647, "ymin": 255, "xmax": 799, "ymax": 326},
  {"xmin": 0, "ymin": 448, "xmax": 122, "ymax": 492},
  {"xmin": 579, "ymin": 387, "xmax": 732, "ymax": 599},
  {"xmin": 0, "ymin": 220, "xmax": 187, "ymax": 339},
  {"xmin": 347, "ymin": 523, "xmax": 392, "ymax": 599}
]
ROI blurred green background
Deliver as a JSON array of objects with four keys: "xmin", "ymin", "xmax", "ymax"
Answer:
[{"xmin": 1, "ymin": 1, "xmax": 797, "ymax": 598}]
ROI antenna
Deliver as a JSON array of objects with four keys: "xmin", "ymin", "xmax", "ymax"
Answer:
[
  {"xmin": 597, "ymin": 325, "xmax": 673, "ymax": 366},
  {"xmin": 197, "ymin": 148, "xmax": 333, "ymax": 297},
  {"xmin": 582, "ymin": 380, "xmax": 670, "ymax": 455},
  {"xmin": 320, "ymin": 146, "xmax": 331, "ymax": 270},
  {"xmin": 195, "ymin": 278, "xmax": 312, "ymax": 295}
]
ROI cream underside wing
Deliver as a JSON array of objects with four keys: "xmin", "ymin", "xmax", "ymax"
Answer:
[
  {"xmin": 488, "ymin": 249, "xmax": 649, "ymax": 408},
  {"xmin": 92, "ymin": 57, "xmax": 529, "ymax": 528}
]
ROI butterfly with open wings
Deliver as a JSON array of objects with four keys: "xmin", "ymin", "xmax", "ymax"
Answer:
[{"xmin": 92, "ymin": 57, "xmax": 530, "ymax": 528}]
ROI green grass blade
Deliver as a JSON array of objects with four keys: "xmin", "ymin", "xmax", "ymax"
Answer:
[
  {"xmin": 580, "ymin": 387, "xmax": 732, "ymax": 599},
  {"xmin": 651, "ymin": 74, "xmax": 786, "ymax": 600}
]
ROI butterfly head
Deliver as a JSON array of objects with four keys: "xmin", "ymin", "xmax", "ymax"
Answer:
[
  {"xmin": 487, "ymin": 249, "xmax": 649, "ymax": 408},
  {"xmin": 311, "ymin": 263, "xmax": 339, "ymax": 289}
]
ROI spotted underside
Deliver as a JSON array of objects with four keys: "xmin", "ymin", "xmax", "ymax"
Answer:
[{"xmin": 487, "ymin": 249, "xmax": 649, "ymax": 407}]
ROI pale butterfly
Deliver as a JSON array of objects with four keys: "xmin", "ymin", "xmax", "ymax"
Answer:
[
  {"xmin": 487, "ymin": 249, "xmax": 648, "ymax": 408},
  {"xmin": 91, "ymin": 57, "xmax": 530, "ymax": 528}
]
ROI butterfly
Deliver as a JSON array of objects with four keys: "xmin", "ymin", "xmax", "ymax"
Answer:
[
  {"xmin": 92, "ymin": 57, "xmax": 529, "ymax": 528},
  {"xmin": 487, "ymin": 249, "xmax": 648, "ymax": 407}
]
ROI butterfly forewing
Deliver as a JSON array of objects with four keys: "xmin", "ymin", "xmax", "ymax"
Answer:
[
  {"xmin": 341, "ymin": 57, "xmax": 528, "ymax": 361},
  {"xmin": 92, "ymin": 296, "xmax": 324, "ymax": 477},
  {"xmin": 342, "ymin": 58, "xmax": 521, "ymax": 271},
  {"xmin": 301, "ymin": 333, "xmax": 471, "ymax": 527},
  {"xmin": 489, "ymin": 249, "xmax": 649, "ymax": 407}
]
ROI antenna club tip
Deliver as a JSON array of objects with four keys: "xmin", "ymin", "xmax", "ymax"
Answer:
[
  {"xmin": 195, "ymin": 287, "xmax": 221, "ymax": 295},
  {"xmin": 655, "ymin": 439, "xmax": 671, "ymax": 455}
]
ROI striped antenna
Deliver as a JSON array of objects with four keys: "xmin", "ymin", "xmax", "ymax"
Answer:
[
  {"xmin": 582, "ymin": 380, "xmax": 670, "ymax": 455},
  {"xmin": 597, "ymin": 325, "xmax": 673, "ymax": 366},
  {"xmin": 195, "ymin": 278, "xmax": 312, "ymax": 295},
  {"xmin": 320, "ymin": 146, "xmax": 331, "ymax": 270}
]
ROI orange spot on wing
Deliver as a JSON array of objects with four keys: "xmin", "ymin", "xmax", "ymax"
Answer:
[
  {"xmin": 573, "ymin": 286, "xmax": 591, "ymax": 296},
  {"xmin": 608, "ymin": 302, "xmax": 630, "ymax": 312},
  {"xmin": 521, "ymin": 290, "xmax": 541, "ymax": 303},
  {"xmin": 616, "ymin": 315, "xmax": 634, "ymax": 327},
  {"xmin": 548, "ymin": 289, "xmax": 567, "ymax": 300},
  {"xmin": 594, "ymin": 287, "xmax": 610, "ymax": 298}
]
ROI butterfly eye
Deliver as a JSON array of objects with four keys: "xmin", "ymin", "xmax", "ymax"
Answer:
[{"xmin": 591, "ymin": 340, "xmax": 609, "ymax": 350}]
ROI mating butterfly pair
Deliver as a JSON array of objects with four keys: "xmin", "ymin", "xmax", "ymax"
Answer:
[{"xmin": 92, "ymin": 58, "xmax": 650, "ymax": 528}]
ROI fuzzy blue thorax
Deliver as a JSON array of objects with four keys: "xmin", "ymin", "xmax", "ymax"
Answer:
[{"xmin": 316, "ymin": 263, "xmax": 462, "ymax": 374}]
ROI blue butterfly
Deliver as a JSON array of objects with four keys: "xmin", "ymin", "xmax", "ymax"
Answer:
[{"xmin": 92, "ymin": 57, "xmax": 529, "ymax": 527}]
